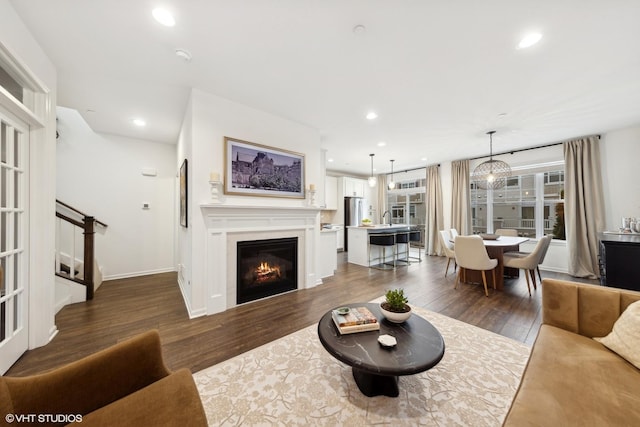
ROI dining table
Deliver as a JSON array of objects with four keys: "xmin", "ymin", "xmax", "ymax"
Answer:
[{"xmin": 459, "ymin": 235, "xmax": 529, "ymax": 290}]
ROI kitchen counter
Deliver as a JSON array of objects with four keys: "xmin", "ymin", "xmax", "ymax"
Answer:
[
  {"xmin": 348, "ymin": 224, "xmax": 412, "ymax": 232},
  {"xmin": 347, "ymin": 224, "xmax": 411, "ymax": 266}
]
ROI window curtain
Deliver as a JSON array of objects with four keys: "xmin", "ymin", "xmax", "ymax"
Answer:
[
  {"xmin": 564, "ymin": 136, "xmax": 605, "ymax": 278},
  {"xmin": 451, "ymin": 160, "xmax": 472, "ymax": 235},
  {"xmin": 377, "ymin": 175, "xmax": 387, "ymax": 223},
  {"xmin": 426, "ymin": 165, "xmax": 444, "ymax": 255}
]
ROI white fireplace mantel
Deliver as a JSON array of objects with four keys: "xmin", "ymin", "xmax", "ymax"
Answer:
[{"xmin": 200, "ymin": 204, "xmax": 322, "ymax": 314}]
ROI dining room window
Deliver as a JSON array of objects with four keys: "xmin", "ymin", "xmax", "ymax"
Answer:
[{"xmin": 471, "ymin": 165, "xmax": 565, "ymax": 240}]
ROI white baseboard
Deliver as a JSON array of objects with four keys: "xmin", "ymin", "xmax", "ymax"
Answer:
[
  {"xmin": 103, "ymin": 267, "xmax": 176, "ymax": 281},
  {"xmin": 177, "ymin": 274, "xmax": 206, "ymax": 319},
  {"xmin": 539, "ymin": 265, "xmax": 569, "ymax": 274}
]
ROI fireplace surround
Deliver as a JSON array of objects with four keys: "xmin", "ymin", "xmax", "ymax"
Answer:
[{"xmin": 200, "ymin": 204, "xmax": 321, "ymax": 315}]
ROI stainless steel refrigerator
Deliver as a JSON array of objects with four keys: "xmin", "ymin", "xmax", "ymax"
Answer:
[{"xmin": 344, "ymin": 197, "xmax": 364, "ymax": 251}]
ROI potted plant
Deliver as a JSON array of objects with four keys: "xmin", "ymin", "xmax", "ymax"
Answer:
[{"xmin": 380, "ymin": 288, "xmax": 412, "ymax": 323}]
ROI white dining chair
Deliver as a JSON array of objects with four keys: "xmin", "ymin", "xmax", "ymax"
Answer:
[
  {"xmin": 454, "ymin": 235, "xmax": 498, "ymax": 297},
  {"xmin": 503, "ymin": 235, "xmax": 552, "ymax": 296},
  {"xmin": 438, "ymin": 230, "xmax": 456, "ymax": 276},
  {"xmin": 495, "ymin": 228, "xmax": 518, "ymax": 237},
  {"xmin": 536, "ymin": 235, "xmax": 552, "ymax": 281},
  {"xmin": 450, "ymin": 228, "xmax": 459, "ymax": 239}
]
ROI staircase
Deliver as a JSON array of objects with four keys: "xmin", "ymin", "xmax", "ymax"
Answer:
[{"xmin": 55, "ymin": 200, "xmax": 107, "ymax": 310}]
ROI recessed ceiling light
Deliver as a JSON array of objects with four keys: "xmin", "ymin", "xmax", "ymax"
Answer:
[
  {"xmin": 377, "ymin": 141, "xmax": 386, "ymax": 147},
  {"xmin": 175, "ymin": 48, "xmax": 192, "ymax": 62},
  {"xmin": 152, "ymin": 8, "xmax": 175, "ymax": 27},
  {"xmin": 132, "ymin": 118, "xmax": 146, "ymax": 127},
  {"xmin": 517, "ymin": 32, "xmax": 542, "ymax": 49},
  {"xmin": 353, "ymin": 25, "xmax": 366, "ymax": 35},
  {"xmin": 421, "ymin": 157, "xmax": 427, "ymax": 161},
  {"xmin": 366, "ymin": 112, "xmax": 378, "ymax": 120},
  {"xmin": 327, "ymin": 158, "xmax": 334, "ymax": 163}
]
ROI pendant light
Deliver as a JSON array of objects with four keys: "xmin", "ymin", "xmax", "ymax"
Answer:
[
  {"xmin": 388, "ymin": 159, "xmax": 396, "ymax": 190},
  {"xmin": 368, "ymin": 153, "xmax": 376, "ymax": 187},
  {"xmin": 471, "ymin": 131, "xmax": 511, "ymax": 190}
]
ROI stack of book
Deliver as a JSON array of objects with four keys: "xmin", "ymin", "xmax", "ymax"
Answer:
[{"xmin": 331, "ymin": 306, "xmax": 380, "ymax": 335}]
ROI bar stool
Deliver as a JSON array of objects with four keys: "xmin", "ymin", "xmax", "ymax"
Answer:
[
  {"xmin": 394, "ymin": 231, "xmax": 411, "ymax": 266},
  {"xmin": 409, "ymin": 230, "xmax": 422, "ymax": 262},
  {"xmin": 368, "ymin": 233, "xmax": 396, "ymax": 270}
]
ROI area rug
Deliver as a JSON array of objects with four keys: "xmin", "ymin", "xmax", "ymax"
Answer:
[{"xmin": 194, "ymin": 304, "xmax": 531, "ymax": 426}]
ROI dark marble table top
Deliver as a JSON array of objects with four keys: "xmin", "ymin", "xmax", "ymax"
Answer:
[{"xmin": 317, "ymin": 303, "xmax": 445, "ymax": 377}]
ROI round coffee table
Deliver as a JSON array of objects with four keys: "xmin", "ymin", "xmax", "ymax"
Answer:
[{"xmin": 317, "ymin": 303, "xmax": 445, "ymax": 397}]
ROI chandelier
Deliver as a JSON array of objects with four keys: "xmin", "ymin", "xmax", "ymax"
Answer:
[
  {"xmin": 368, "ymin": 153, "xmax": 376, "ymax": 187},
  {"xmin": 471, "ymin": 131, "xmax": 511, "ymax": 189}
]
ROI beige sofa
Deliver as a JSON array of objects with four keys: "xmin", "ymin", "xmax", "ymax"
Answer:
[
  {"xmin": 1, "ymin": 330, "xmax": 207, "ymax": 426},
  {"xmin": 504, "ymin": 279, "xmax": 640, "ymax": 426}
]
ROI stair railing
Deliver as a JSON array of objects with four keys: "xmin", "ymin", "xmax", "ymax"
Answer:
[{"xmin": 55, "ymin": 200, "xmax": 107, "ymax": 300}]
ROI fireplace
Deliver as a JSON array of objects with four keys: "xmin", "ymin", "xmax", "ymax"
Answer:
[{"xmin": 236, "ymin": 237, "xmax": 298, "ymax": 304}]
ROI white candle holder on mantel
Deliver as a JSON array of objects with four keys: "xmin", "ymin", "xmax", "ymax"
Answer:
[
  {"xmin": 209, "ymin": 180, "xmax": 225, "ymax": 203},
  {"xmin": 307, "ymin": 189, "xmax": 316, "ymax": 207}
]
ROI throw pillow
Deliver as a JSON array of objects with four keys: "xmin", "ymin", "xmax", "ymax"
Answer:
[{"xmin": 594, "ymin": 300, "xmax": 640, "ymax": 369}]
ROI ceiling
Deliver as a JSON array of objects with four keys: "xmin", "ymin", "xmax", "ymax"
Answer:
[{"xmin": 10, "ymin": 0, "xmax": 640, "ymax": 176}]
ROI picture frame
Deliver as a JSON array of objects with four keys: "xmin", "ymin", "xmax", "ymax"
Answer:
[
  {"xmin": 224, "ymin": 137, "xmax": 305, "ymax": 198},
  {"xmin": 179, "ymin": 159, "xmax": 188, "ymax": 227}
]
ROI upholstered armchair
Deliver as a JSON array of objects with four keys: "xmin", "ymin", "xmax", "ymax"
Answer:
[{"xmin": 0, "ymin": 330, "xmax": 207, "ymax": 426}]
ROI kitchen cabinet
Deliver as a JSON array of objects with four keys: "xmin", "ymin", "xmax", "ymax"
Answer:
[
  {"xmin": 336, "ymin": 227, "xmax": 344, "ymax": 251},
  {"xmin": 324, "ymin": 176, "xmax": 338, "ymax": 210},
  {"xmin": 319, "ymin": 230, "xmax": 338, "ymax": 278},
  {"xmin": 363, "ymin": 181, "xmax": 376, "ymax": 219},
  {"xmin": 341, "ymin": 177, "xmax": 366, "ymax": 198}
]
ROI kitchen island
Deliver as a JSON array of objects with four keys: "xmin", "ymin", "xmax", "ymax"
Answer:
[{"xmin": 347, "ymin": 224, "xmax": 412, "ymax": 267}]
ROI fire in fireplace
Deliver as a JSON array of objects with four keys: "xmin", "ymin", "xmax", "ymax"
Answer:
[{"xmin": 237, "ymin": 237, "xmax": 298, "ymax": 304}]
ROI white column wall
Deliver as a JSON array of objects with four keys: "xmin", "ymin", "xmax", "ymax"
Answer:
[
  {"xmin": 600, "ymin": 125, "xmax": 640, "ymax": 230},
  {"xmin": 178, "ymin": 89, "xmax": 323, "ymax": 317}
]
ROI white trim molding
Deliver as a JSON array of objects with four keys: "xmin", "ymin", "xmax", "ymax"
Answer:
[{"xmin": 200, "ymin": 204, "xmax": 321, "ymax": 315}]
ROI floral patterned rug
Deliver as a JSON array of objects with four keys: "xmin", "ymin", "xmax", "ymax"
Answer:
[{"xmin": 194, "ymin": 304, "xmax": 530, "ymax": 426}]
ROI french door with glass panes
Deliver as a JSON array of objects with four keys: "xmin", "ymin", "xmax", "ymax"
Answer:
[{"xmin": 0, "ymin": 107, "xmax": 29, "ymax": 374}]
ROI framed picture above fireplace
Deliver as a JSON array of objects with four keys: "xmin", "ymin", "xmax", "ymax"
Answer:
[{"xmin": 224, "ymin": 137, "xmax": 305, "ymax": 198}]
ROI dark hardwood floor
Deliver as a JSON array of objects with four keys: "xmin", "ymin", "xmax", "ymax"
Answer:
[{"xmin": 6, "ymin": 252, "xmax": 597, "ymax": 377}]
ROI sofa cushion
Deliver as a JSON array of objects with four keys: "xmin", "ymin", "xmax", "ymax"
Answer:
[
  {"xmin": 504, "ymin": 325, "xmax": 640, "ymax": 426},
  {"xmin": 79, "ymin": 368, "xmax": 207, "ymax": 426},
  {"xmin": 594, "ymin": 300, "xmax": 640, "ymax": 369}
]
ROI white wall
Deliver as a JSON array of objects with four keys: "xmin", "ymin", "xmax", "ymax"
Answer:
[
  {"xmin": 176, "ymin": 98, "xmax": 193, "ymax": 309},
  {"xmin": 178, "ymin": 88, "xmax": 323, "ymax": 317},
  {"xmin": 600, "ymin": 125, "xmax": 640, "ymax": 230},
  {"xmin": 1, "ymin": 0, "xmax": 58, "ymax": 348},
  {"xmin": 56, "ymin": 107, "xmax": 176, "ymax": 279}
]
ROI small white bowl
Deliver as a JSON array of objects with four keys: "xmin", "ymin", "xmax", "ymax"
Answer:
[{"xmin": 378, "ymin": 334, "xmax": 397, "ymax": 347}]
